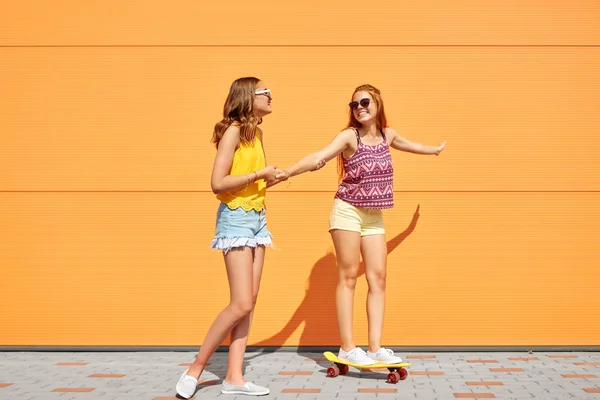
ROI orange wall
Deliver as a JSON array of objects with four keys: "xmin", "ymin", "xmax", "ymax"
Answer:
[{"xmin": 1, "ymin": 1, "xmax": 599, "ymax": 346}]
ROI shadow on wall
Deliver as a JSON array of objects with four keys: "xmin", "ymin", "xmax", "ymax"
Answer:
[{"xmin": 248, "ymin": 204, "xmax": 421, "ymax": 355}]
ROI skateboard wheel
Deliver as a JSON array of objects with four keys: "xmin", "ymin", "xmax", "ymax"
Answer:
[
  {"xmin": 399, "ymin": 368, "xmax": 408, "ymax": 380},
  {"xmin": 327, "ymin": 366, "xmax": 340, "ymax": 378},
  {"xmin": 339, "ymin": 364, "xmax": 349, "ymax": 375},
  {"xmin": 386, "ymin": 371, "xmax": 400, "ymax": 384}
]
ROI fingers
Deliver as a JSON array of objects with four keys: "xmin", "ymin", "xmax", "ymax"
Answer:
[
  {"xmin": 435, "ymin": 141, "xmax": 446, "ymax": 155},
  {"xmin": 274, "ymin": 168, "xmax": 290, "ymax": 180}
]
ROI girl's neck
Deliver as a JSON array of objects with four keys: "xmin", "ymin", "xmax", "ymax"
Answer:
[{"xmin": 358, "ymin": 123, "xmax": 378, "ymax": 138}]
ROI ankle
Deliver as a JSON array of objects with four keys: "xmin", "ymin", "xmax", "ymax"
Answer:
[
  {"xmin": 187, "ymin": 364, "xmax": 205, "ymax": 380},
  {"xmin": 340, "ymin": 345, "xmax": 356, "ymax": 353},
  {"xmin": 224, "ymin": 375, "xmax": 246, "ymax": 386}
]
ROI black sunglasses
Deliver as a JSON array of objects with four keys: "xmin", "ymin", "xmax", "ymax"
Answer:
[{"xmin": 349, "ymin": 98, "xmax": 372, "ymax": 110}]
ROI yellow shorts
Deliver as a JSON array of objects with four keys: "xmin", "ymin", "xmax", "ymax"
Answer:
[{"xmin": 329, "ymin": 198, "xmax": 385, "ymax": 236}]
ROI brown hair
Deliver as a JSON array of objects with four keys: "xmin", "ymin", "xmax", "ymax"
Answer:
[
  {"xmin": 212, "ymin": 77, "xmax": 262, "ymax": 147},
  {"xmin": 337, "ymin": 84, "xmax": 389, "ymax": 182}
]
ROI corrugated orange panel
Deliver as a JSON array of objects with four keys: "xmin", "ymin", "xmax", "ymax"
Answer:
[
  {"xmin": 1, "ymin": 192, "xmax": 599, "ymax": 346},
  {"xmin": 0, "ymin": 192, "xmax": 226, "ymax": 346},
  {"xmin": 0, "ymin": 1, "xmax": 599, "ymax": 45},
  {"xmin": 1, "ymin": 47, "xmax": 599, "ymax": 191}
]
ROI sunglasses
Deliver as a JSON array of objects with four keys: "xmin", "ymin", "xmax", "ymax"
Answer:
[
  {"xmin": 349, "ymin": 98, "xmax": 372, "ymax": 110},
  {"xmin": 255, "ymin": 89, "xmax": 272, "ymax": 100}
]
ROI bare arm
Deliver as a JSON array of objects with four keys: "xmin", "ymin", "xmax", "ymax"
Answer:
[
  {"xmin": 279, "ymin": 129, "xmax": 355, "ymax": 178},
  {"xmin": 386, "ymin": 127, "xmax": 445, "ymax": 155},
  {"xmin": 211, "ymin": 125, "xmax": 278, "ymax": 194}
]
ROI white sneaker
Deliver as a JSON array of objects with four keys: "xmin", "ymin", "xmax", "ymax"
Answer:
[
  {"xmin": 175, "ymin": 369, "xmax": 198, "ymax": 399},
  {"xmin": 338, "ymin": 347, "xmax": 375, "ymax": 366},
  {"xmin": 221, "ymin": 380, "xmax": 269, "ymax": 396},
  {"xmin": 367, "ymin": 347, "xmax": 403, "ymax": 364}
]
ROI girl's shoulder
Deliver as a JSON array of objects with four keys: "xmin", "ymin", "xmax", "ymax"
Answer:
[
  {"xmin": 338, "ymin": 128, "xmax": 357, "ymax": 140},
  {"xmin": 218, "ymin": 124, "xmax": 241, "ymax": 149},
  {"xmin": 383, "ymin": 127, "xmax": 398, "ymax": 142},
  {"xmin": 224, "ymin": 123, "xmax": 241, "ymax": 137}
]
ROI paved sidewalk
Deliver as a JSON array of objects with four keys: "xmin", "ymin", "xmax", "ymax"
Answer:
[{"xmin": 1, "ymin": 350, "xmax": 599, "ymax": 399}]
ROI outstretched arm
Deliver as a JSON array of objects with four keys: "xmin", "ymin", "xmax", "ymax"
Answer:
[
  {"xmin": 386, "ymin": 127, "xmax": 445, "ymax": 155},
  {"xmin": 277, "ymin": 129, "xmax": 355, "ymax": 179}
]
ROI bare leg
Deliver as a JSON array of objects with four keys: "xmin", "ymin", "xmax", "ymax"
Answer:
[
  {"xmin": 225, "ymin": 245, "xmax": 266, "ymax": 385},
  {"xmin": 330, "ymin": 229, "xmax": 361, "ymax": 352},
  {"xmin": 186, "ymin": 247, "xmax": 255, "ymax": 380},
  {"xmin": 360, "ymin": 234, "xmax": 387, "ymax": 353}
]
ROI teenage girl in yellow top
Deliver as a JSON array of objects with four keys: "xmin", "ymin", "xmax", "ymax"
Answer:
[{"xmin": 176, "ymin": 77, "xmax": 280, "ymax": 398}]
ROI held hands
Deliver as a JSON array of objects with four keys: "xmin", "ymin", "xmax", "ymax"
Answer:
[
  {"xmin": 275, "ymin": 169, "xmax": 291, "ymax": 181},
  {"xmin": 260, "ymin": 165, "xmax": 281, "ymax": 183},
  {"xmin": 273, "ymin": 158, "xmax": 326, "ymax": 181}
]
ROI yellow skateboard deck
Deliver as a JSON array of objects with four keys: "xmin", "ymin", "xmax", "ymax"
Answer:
[
  {"xmin": 324, "ymin": 351, "xmax": 410, "ymax": 369},
  {"xmin": 323, "ymin": 351, "xmax": 410, "ymax": 383}
]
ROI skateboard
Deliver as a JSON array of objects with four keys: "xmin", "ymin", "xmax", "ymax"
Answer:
[{"xmin": 323, "ymin": 351, "xmax": 411, "ymax": 384}]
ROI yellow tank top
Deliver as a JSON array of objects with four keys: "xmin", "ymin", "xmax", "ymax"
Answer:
[{"xmin": 216, "ymin": 130, "xmax": 267, "ymax": 211}]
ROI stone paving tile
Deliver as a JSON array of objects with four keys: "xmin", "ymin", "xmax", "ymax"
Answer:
[{"xmin": 0, "ymin": 351, "xmax": 599, "ymax": 399}]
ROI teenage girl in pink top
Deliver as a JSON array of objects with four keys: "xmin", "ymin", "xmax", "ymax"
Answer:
[{"xmin": 278, "ymin": 84, "xmax": 445, "ymax": 366}]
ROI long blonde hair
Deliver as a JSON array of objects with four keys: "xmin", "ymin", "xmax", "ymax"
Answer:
[
  {"xmin": 212, "ymin": 77, "xmax": 262, "ymax": 147},
  {"xmin": 337, "ymin": 84, "xmax": 389, "ymax": 182}
]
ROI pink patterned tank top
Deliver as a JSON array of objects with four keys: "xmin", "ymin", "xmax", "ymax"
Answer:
[{"xmin": 335, "ymin": 129, "xmax": 394, "ymax": 209}]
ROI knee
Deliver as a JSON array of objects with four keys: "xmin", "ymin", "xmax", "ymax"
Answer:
[
  {"xmin": 338, "ymin": 264, "xmax": 359, "ymax": 290},
  {"xmin": 340, "ymin": 276, "xmax": 357, "ymax": 290},
  {"xmin": 368, "ymin": 270, "xmax": 387, "ymax": 292},
  {"xmin": 231, "ymin": 299, "xmax": 254, "ymax": 317}
]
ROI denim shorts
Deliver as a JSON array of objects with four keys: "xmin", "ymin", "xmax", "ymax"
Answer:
[{"xmin": 210, "ymin": 203, "xmax": 273, "ymax": 253}]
